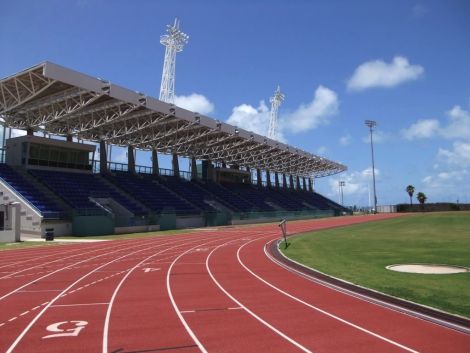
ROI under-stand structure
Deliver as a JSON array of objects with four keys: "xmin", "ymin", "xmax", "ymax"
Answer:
[
  {"xmin": 159, "ymin": 18, "xmax": 189, "ymax": 104},
  {"xmin": 267, "ymin": 86, "xmax": 285, "ymax": 141}
]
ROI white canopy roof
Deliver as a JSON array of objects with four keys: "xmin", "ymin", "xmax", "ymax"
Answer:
[{"xmin": 0, "ymin": 62, "xmax": 346, "ymax": 178}]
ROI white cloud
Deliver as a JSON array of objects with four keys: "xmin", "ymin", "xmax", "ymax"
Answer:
[
  {"xmin": 226, "ymin": 100, "xmax": 281, "ymax": 139},
  {"xmin": 441, "ymin": 105, "xmax": 470, "ymax": 141},
  {"xmin": 281, "ymin": 86, "xmax": 338, "ymax": 133},
  {"xmin": 412, "ymin": 4, "xmax": 428, "ymax": 17},
  {"xmin": 316, "ymin": 146, "xmax": 328, "ymax": 155},
  {"xmin": 226, "ymin": 85, "xmax": 338, "ymax": 143},
  {"xmin": 339, "ymin": 134, "xmax": 352, "ymax": 146},
  {"xmin": 347, "ymin": 56, "xmax": 424, "ymax": 91},
  {"xmin": 327, "ymin": 167, "xmax": 380, "ymax": 204},
  {"xmin": 174, "ymin": 93, "xmax": 214, "ymax": 115},
  {"xmin": 362, "ymin": 130, "xmax": 390, "ymax": 144},
  {"xmin": 401, "ymin": 119, "xmax": 440, "ymax": 140},
  {"xmin": 402, "ymin": 106, "xmax": 470, "ymax": 142},
  {"xmin": 437, "ymin": 141, "xmax": 470, "ymax": 167}
]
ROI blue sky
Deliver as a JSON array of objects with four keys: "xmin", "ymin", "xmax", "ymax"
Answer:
[{"xmin": 1, "ymin": 0, "xmax": 470, "ymax": 206}]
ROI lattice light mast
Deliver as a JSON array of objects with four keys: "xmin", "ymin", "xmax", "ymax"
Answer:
[
  {"xmin": 267, "ymin": 86, "xmax": 285, "ymax": 140},
  {"xmin": 159, "ymin": 18, "xmax": 189, "ymax": 104}
]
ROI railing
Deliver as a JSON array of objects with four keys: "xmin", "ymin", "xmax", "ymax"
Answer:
[
  {"xmin": 91, "ymin": 160, "xmax": 192, "ymax": 180},
  {"xmin": 0, "ymin": 176, "xmax": 43, "ymax": 219}
]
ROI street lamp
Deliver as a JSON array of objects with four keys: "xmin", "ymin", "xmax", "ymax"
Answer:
[
  {"xmin": 365, "ymin": 120, "xmax": 378, "ymax": 214},
  {"xmin": 338, "ymin": 181, "xmax": 345, "ymax": 206}
]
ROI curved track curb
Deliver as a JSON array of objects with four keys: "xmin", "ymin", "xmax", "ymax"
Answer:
[{"xmin": 268, "ymin": 239, "xmax": 470, "ymax": 335}]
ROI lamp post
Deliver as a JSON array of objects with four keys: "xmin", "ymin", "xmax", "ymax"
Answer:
[
  {"xmin": 339, "ymin": 181, "xmax": 345, "ymax": 206},
  {"xmin": 365, "ymin": 120, "xmax": 377, "ymax": 214}
]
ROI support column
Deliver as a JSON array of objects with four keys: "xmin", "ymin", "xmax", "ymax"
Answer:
[
  {"xmin": 207, "ymin": 160, "xmax": 214, "ymax": 181},
  {"xmin": 289, "ymin": 174, "xmax": 294, "ymax": 189},
  {"xmin": 274, "ymin": 172, "xmax": 280, "ymax": 188},
  {"xmin": 308, "ymin": 178, "xmax": 313, "ymax": 192},
  {"xmin": 303, "ymin": 177, "xmax": 307, "ymax": 190},
  {"xmin": 26, "ymin": 128, "xmax": 34, "ymax": 136},
  {"xmin": 296, "ymin": 176, "xmax": 301, "ymax": 190},
  {"xmin": 266, "ymin": 170, "xmax": 271, "ymax": 188},
  {"xmin": 172, "ymin": 153, "xmax": 180, "ymax": 178},
  {"xmin": 99, "ymin": 140, "xmax": 107, "ymax": 173},
  {"xmin": 152, "ymin": 149, "xmax": 159, "ymax": 175},
  {"xmin": 256, "ymin": 168, "xmax": 262, "ymax": 187},
  {"xmin": 191, "ymin": 157, "xmax": 198, "ymax": 180},
  {"xmin": 283, "ymin": 174, "xmax": 288, "ymax": 189},
  {"xmin": 66, "ymin": 134, "xmax": 73, "ymax": 142},
  {"xmin": 222, "ymin": 161, "xmax": 227, "ymax": 169},
  {"xmin": 128, "ymin": 146, "xmax": 135, "ymax": 173}
]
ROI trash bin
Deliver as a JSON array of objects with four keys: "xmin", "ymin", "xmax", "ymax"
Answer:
[{"xmin": 45, "ymin": 228, "xmax": 54, "ymax": 241}]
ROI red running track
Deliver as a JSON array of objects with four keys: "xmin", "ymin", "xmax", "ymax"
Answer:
[{"xmin": 0, "ymin": 214, "xmax": 468, "ymax": 352}]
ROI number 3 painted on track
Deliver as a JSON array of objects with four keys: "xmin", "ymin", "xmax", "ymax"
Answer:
[{"xmin": 42, "ymin": 321, "xmax": 88, "ymax": 339}]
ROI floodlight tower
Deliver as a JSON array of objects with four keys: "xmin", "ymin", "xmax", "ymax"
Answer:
[
  {"xmin": 365, "ymin": 120, "xmax": 378, "ymax": 213},
  {"xmin": 159, "ymin": 18, "xmax": 189, "ymax": 104},
  {"xmin": 268, "ymin": 86, "xmax": 285, "ymax": 140}
]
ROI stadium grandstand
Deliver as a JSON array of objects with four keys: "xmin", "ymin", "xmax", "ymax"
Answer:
[{"xmin": 0, "ymin": 62, "xmax": 348, "ymax": 237}]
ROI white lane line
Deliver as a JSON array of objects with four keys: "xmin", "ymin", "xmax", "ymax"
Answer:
[
  {"xmin": 0, "ymin": 238, "xmax": 157, "ymax": 301},
  {"xmin": 237, "ymin": 238, "xmax": 419, "ymax": 353},
  {"xmin": 205, "ymin": 238, "xmax": 313, "ymax": 353},
  {"xmin": 5, "ymin": 237, "xmax": 178, "ymax": 353},
  {"xmin": 165, "ymin": 236, "xmax": 244, "ymax": 353},
  {"xmin": 18, "ymin": 289, "xmax": 63, "ymax": 292},
  {"xmin": 103, "ymin": 235, "xmax": 219, "ymax": 353},
  {"xmin": 8, "ymin": 317, "xmax": 17, "ymax": 322},
  {"xmin": 228, "ymin": 307, "xmax": 242, "ymax": 310},
  {"xmin": 51, "ymin": 302, "xmax": 109, "ymax": 307},
  {"xmin": 180, "ymin": 310, "xmax": 196, "ymax": 314},
  {"xmin": 19, "ymin": 311, "xmax": 30, "ymax": 316}
]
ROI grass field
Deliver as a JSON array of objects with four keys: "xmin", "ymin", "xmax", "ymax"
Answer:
[{"xmin": 281, "ymin": 212, "xmax": 470, "ymax": 318}]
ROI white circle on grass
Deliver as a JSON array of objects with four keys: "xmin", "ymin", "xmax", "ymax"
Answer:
[{"xmin": 386, "ymin": 264, "xmax": 469, "ymax": 274}]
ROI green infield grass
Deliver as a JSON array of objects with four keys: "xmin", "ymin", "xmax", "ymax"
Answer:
[{"xmin": 281, "ymin": 212, "xmax": 470, "ymax": 318}]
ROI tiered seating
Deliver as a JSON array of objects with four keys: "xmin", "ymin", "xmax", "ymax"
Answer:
[
  {"xmin": 259, "ymin": 187, "xmax": 309, "ymax": 211},
  {"xmin": 195, "ymin": 180, "xmax": 255, "ymax": 212},
  {"xmin": 29, "ymin": 169, "xmax": 146, "ymax": 215},
  {"xmin": 0, "ymin": 164, "xmax": 63, "ymax": 218},
  {"xmin": 222, "ymin": 183, "xmax": 276, "ymax": 212},
  {"xmin": 294, "ymin": 189, "xmax": 348, "ymax": 213},
  {"xmin": 103, "ymin": 172, "xmax": 198, "ymax": 215},
  {"xmin": 154, "ymin": 176, "xmax": 215, "ymax": 212}
]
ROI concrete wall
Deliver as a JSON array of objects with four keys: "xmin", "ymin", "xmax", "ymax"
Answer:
[{"xmin": 0, "ymin": 203, "xmax": 21, "ymax": 242}]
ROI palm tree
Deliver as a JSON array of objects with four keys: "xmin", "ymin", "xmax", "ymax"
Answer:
[
  {"xmin": 416, "ymin": 192, "xmax": 427, "ymax": 211},
  {"xmin": 406, "ymin": 185, "xmax": 415, "ymax": 207}
]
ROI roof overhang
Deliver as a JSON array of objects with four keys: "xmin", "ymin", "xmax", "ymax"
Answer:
[{"xmin": 0, "ymin": 62, "xmax": 346, "ymax": 178}]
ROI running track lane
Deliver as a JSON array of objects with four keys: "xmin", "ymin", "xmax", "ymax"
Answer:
[{"xmin": 1, "ymin": 214, "xmax": 469, "ymax": 352}]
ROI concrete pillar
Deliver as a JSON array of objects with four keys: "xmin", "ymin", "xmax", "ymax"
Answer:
[
  {"xmin": 152, "ymin": 149, "xmax": 159, "ymax": 175},
  {"xmin": 289, "ymin": 175, "xmax": 294, "ymax": 189},
  {"xmin": 256, "ymin": 168, "xmax": 262, "ymax": 187},
  {"xmin": 266, "ymin": 170, "xmax": 271, "ymax": 188},
  {"xmin": 222, "ymin": 161, "xmax": 227, "ymax": 168},
  {"xmin": 274, "ymin": 172, "xmax": 280, "ymax": 188},
  {"xmin": 128, "ymin": 146, "xmax": 135, "ymax": 173},
  {"xmin": 296, "ymin": 176, "xmax": 300, "ymax": 190},
  {"xmin": 66, "ymin": 134, "xmax": 73, "ymax": 142},
  {"xmin": 99, "ymin": 140, "xmax": 107, "ymax": 173},
  {"xmin": 309, "ymin": 178, "xmax": 314, "ymax": 192},
  {"xmin": 191, "ymin": 157, "xmax": 198, "ymax": 180},
  {"xmin": 26, "ymin": 128, "xmax": 34, "ymax": 136},
  {"xmin": 172, "ymin": 153, "xmax": 180, "ymax": 178},
  {"xmin": 283, "ymin": 174, "xmax": 288, "ymax": 189},
  {"xmin": 207, "ymin": 161, "xmax": 214, "ymax": 181},
  {"xmin": 303, "ymin": 177, "xmax": 307, "ymax": 190}
]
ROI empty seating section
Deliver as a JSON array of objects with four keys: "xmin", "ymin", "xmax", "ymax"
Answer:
[
  {"xmin": 195, "ymin": 180, "xmax": 255, "ymax": 212},
  {"xmin": 153, "ymin": 176, "xmax": 215, "ymax": 211},
  {"xmin": 1, "ymin": 162, "xmax": 345, "ymax": 220},
  {"xmin": 0, "ymin": 164, "xmax": 63, "ymax": 218},
  {"xmin": 222, "ymin": 183, "xmax": 276, "ymax": 212},
  {"xmin": 29, "ymin": 169, "xmax": 146, "ymax": 215},
  {"xmin": 103, "ymin": 172, "xmax": 198, "ymax": 215}
]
